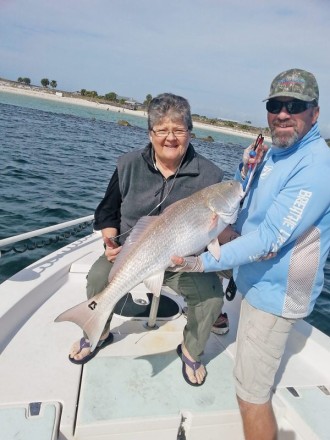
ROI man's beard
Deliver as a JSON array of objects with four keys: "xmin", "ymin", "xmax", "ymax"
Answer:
[{"xmin": 270, "ymin": 126, "xmax": 299, "ymax": 148}]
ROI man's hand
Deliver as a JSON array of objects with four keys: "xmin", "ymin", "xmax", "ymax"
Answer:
[
  {"xmin": 168, "ymin": 255, "xmax": 204, "ymax": 273},
  {"xmin": 241, "ymin": 141, "xmax": 268, "ymax": 179}
]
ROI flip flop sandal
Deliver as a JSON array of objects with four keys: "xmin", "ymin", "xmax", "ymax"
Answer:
[
  {"xmin": 69, "ymin": 333, "xmax": 114, "ymax": 365},
  {"xmin": 176, "ymin": 344, "xmax": 207, "ymax": 387}
]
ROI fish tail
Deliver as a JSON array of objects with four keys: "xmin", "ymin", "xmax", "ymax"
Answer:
[{"xmin": 54, "ymin": 298, "xmax": 110, "ymax": 351}]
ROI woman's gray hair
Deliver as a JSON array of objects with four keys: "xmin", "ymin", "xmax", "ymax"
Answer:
[{"xmin": 147, "ymin": 93, "xmax": 193, "ymax": 131}]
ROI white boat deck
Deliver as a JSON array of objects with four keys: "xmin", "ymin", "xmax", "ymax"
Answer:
[{"xmin": 0, "ymin": 233, "xmax": 330, "ymax": 439}]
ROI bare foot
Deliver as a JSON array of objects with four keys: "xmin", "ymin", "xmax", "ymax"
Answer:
[
  {"xmin": 181, "ymin": 343, "xmax": 206, "ymax": 385},
  {"xmin": 69, "ymin": 331, "xmax": 110, "ymax": 362}
]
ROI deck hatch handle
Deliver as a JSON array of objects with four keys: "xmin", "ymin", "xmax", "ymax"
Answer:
[
  {"xmin": 29, "ymin": 401, "xmax": 42, "ymax": 416},
  {"xmin": 318, "ymin": 385, "xmax": 330, "ymax": 395},
  {"xmin": 287, "ymin": 387, "xmax": 300, "ymax": 397}
]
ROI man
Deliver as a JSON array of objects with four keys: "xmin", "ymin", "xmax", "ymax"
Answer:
[{"xmin": 170, "ymin": 69, "xmax": 330, "ymax": 439}]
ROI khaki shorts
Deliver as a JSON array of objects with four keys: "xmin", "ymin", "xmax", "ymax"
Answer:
[{"xmin": 234, "ymin": 299, "xmax": 296, "ymax": 404}]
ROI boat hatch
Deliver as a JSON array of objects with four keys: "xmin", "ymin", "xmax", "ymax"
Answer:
[
  {"xmin": 74, "ymin": 347, "xmax": 244, "ymax": 439},
  {"xmin": 0, "ymin": 401, "xmax": 61, "ymax": 440}
]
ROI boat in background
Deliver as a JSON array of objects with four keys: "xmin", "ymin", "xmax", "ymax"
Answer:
[{"xmin": 0, "ymin": 218, "xmax": 330, "ymax": 440}]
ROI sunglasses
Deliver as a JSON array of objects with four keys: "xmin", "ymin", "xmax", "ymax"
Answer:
[{"xmin": 266, "ymin": 99, "xmax": 316, "ymax": 115}]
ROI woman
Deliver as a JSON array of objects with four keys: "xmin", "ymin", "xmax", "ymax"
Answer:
[{"xmin": 69, "ymin": 93, "xmax": 230, "ymax": 386}]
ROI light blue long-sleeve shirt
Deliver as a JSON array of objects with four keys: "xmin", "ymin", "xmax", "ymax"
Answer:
[{"xmin": 202, "ymin": 123, "xmax": 330, "ymax": 318}]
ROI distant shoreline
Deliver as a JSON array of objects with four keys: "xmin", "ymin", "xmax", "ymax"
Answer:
[{"xmin": 0, "ymin": 81, "xmax": 270, "ymax": 141}]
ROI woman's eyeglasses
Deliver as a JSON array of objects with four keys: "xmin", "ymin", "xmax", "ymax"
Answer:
[
  {"xmin": 266, "ymin": 99, "xmax": 316, "ymax": 115},
  {"xmin": 152, "ymin": 129, "xmax": 189, "ymax": 138}
]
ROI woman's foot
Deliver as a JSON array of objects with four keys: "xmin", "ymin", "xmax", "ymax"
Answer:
[
  {"xmin": 69, "ymin": 331, "xmax": 113, "ymax": 364},
  {"xmin": 177, "ymin": 343, "xmax": 207, "ymax": 385}
]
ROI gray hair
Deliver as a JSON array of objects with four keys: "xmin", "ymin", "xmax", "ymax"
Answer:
[{"xmin": 147, "ymin": 93, "xmax": 193, "ymax": 131}]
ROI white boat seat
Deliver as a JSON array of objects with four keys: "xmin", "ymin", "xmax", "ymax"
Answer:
[{"xmin": 69, "ymin": 247, "xmax": 104, "ymax": 274}]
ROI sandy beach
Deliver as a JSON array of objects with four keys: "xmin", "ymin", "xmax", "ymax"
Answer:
[{"xmin": 0, "ymin": 81, "xmax": 269, "ymax": 141}]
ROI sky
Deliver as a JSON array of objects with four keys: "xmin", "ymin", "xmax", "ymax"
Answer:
[{"xmin": 1, "ymin": 0, "xmax": 330, "ymax": 137}]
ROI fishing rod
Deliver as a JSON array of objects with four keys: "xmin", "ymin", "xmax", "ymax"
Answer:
[
  {"xmin": 226, "ymin": 133, "xmax": 265, "ymax": 301},
  {"xmin": 242, "ymin": 133, "xmax": 264, "ymax": 194}
]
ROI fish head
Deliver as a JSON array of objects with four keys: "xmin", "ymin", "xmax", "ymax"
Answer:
[{"xmin": 207, "ymin": 180, "xmax": 244, "ymax": 224}]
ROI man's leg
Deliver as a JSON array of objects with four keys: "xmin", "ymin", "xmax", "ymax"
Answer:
[
  {"xmin": 164, "ymin": 271, "xmax": 224, "ymax": 384},
  {"xmin": 237, "ymin": 397, "xmax": 277, "ymax": 440},
  {"xmin": 234, "ymin": 299, "xmax": 295, "ymax": 440},
  {"xmin": 69, "ymin": 253, "xmax": 113, "ymax": 362}
]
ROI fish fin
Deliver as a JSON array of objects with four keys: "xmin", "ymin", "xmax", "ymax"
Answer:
[
  {"xmin": 54, "ymin": 295, "xmax": 109, "ymax": 352},
  {"xmin": 143, "ymin": 271, "xmax": 165, "ymax": 297},
  {"xmin": 126, "ymin": 216, "xmax": 158, "ymax": 245},
  {"xmin": 207, "ymin": 238, "xmax": 221, "ymax": 261},
  {"xmin": 209, "ymin": 213, "xmax": 219, "ymax": 231}
]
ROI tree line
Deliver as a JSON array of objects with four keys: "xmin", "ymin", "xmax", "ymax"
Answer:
[
  {"xmin": 80, "ymin": 89, "xmax": 152, "ymax": 106},
  {"xmin": 15, "ymin": 76, "xmax": 152, "ymax": 105},
  {"xmin": 12, "ymin": 76, "xmax": 330, "ymax": 144},
  {"xmin": 17, "ymin": 77, "xmax": 57, "ymax": 88}
]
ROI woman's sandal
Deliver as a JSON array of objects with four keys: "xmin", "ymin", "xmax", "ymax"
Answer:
[
  {"xmin": 69, "ymin": 333, "xmax": 114, "ymax": 365},
  {"xmin": 176, "ymin": 344, "xmax": 207, "ymax": 386}
]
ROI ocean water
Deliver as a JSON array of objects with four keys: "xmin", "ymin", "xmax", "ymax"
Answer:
[{"xmin": 0, "ymin": 91, "xmax": 329, "ymax": 336}]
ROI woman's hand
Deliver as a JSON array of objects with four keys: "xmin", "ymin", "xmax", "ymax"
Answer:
[{"xmin": 104, "ymin": 236, "xmax": 122, "ymax": 262}]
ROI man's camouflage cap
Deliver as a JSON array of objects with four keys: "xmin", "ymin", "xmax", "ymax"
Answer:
[{"xmin": 264, "ymin": 68, "xmax": 319, "ymax": 103}]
